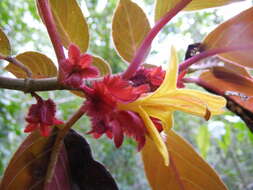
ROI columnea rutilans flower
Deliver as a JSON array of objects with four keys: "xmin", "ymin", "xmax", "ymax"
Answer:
[
  {"xmin": 24, "ymin": 94, "xmax": 63, "ymax": 136},
  {"xmin": 62, "ymin": 44, "xmax": 99, "ymax": 88},
  {"xmin": 83, "ymin": 76, "xmax": 150, "ymax": 150},
  {"xmin": 119, "ymin": 47, "xmax": 226, "ymax": 165}
]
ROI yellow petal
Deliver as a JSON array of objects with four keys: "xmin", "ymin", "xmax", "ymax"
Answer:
[
  {"xmin": 150, "ymin": 46, "xmax": 178, "ymax": 98},
  {"xmin": 142, "ymin": 106, "xmax": 174, "ymax": 134},
  {"xmin": 144, "ymin": 89, "xmax": 225, "ymax": 118},
  {"xmin": 137, "ymin": 106, "xmax": 169, "ymax": 166}
]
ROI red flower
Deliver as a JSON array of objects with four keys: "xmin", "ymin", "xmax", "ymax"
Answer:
[
  {"xmin": 24, "ymin": 95, "xmax": 63, "ymax": 136},
  {"xmin": 62, "ymin": 44, "xmax": 99, "ymax": 88},
  {"xmin": 84, "ymin": 76, "xmax": 150, "ymax": 150},
  {"xmin": 130, "ymin": 66, "xmax": 165, "ymax": 91},
  {"xmin": 130, "ymin": 66, "xmax": 186, "ymax": 90},
  {"xmin": 148, "ymin": 66, "xmax": 166, "ymax": 86}
]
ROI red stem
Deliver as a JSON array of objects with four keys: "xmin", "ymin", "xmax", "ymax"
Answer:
[
  {"xmin": 123, "ymin": 0, "xmax": 192, "ymax": 79},
  {"xmin": 179, "ymin": 44, "xmax": 253, "ymax": 73},
  {"xmin": 37, "ymin": 0, "xmax": 65, "ymax": 78}
]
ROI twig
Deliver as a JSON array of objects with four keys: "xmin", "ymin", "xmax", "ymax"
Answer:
[
  {"xmin": 123, "ymin": 0, "xmax": 192, "ymax": 79},
  {"xmin": 0, "ymin": 76, "xmax": 104, "ymax": 92},
  {"xmin": 0, "ymin": 54, "xmax": 32, "ymax": 78},
  {"xmin": 37, "ymin": 0, "xmax": 65, "ymax": 81},
  {"xmin": 179, "ymin": 44, "xmax": 253, "ymax": 73},
  {"xmin": 0, "ymin": 76, "xmax": 67, "ymax": 92},
  {"xmin": 43, "ymin": 106, "xmax": 86, "ymax": 189}
]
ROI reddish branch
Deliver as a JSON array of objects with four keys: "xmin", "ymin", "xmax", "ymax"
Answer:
[
  {"xmin": 179, "ymin": 44, "xmax": 253, "ymax": 73},
  {"xmin": 37, "ymin": 0, "xmax": 65, "ymax": 77},
  {"xmin": 123, "ymin": 0, "xmax": 192, "ymax": 79}
]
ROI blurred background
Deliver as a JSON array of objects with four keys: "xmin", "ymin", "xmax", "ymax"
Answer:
[{"xmin": 0, "ymin": 0, "xmax": 253, "ymax": 189}]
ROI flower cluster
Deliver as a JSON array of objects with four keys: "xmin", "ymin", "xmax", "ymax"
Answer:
[
  {"xmin": 24, "ymin": 94, "xmax": 63, "ymax": 136},
  {"xmin": 84, "ymin": 47, "xmax": 226, "ymax": 165},
  {"xmin": 83, "ymin": 76, "xmax": 150, "ymax": 150}
]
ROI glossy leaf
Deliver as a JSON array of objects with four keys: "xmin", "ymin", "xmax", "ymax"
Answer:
[
  {"xmin": 142, "ymin": 130, "xmax": 227, "ymax": 190},
  {"xmin": 48, "ymin": 0, "xmax": 89, "ymax": 52},
  {"xmin": 200, "ymin": 69, "xmax": 253, "ymax": 132},
  {"xmin": 203, "ymin": 7, "xmax": 253, "ymax": 68},
  {"xmin": 200, "ymin": 67, "xmax": 253, "ymax": 111},
  {"xmin": 0, "ymin": 28, "xmax": 11, "ymax": 56},
  {"xmin": 0, "ymin": 130, "xmax": 71, "ymax": 190},
  {"xmin": 5, "ymin": 51, "xmax": 57, "ymax": 78},
  {"xmin": 112, "ymin": 0, "xmax": 151, "ymax": 62},
  {"xmin": 223, "ymin": 60, "xmax": 251, "ymax": 78},
  {"xmin": 155, "ymin": 0, "xmax": 244, "ymax": 21}
]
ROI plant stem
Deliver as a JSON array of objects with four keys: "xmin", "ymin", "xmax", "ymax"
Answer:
[
  {"xmin": 0, "ymin": 76, "xmax": 65, "ymax": 92},
  {"xmin": 0, "ymin": 76, "xmax": 105, "ymax": 92},
  {"xmin": 179, "ymin": 44, "xmax": 253, "ymax": 73},
  {"xmin": 123, "ymin": 0, "xmax": 192, "ymax": 79},
  {"xmin": 44, "ymin": 106, "xmax": 86, "ymax": 188},
  {"xmin": 37, "ymin": 0, "xmax": 65, "ymax": 80},
  {"xmin": 0, "ymin": 55, "xmax": 32, "ymax": 78}
]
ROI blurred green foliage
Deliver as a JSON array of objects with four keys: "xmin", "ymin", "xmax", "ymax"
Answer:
[{"xmin": 0, "ymin": 0, "xmax": 253, "ymax": 190}]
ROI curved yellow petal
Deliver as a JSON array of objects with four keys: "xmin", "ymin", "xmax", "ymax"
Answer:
[
  {"xmin": 150, "ymin": 46, "xmax": 178, "ymax": 98},
  {"xmin": 142, "ymin": 106, "xmax": 174, "ymax": 134},
  {"xmin": 138, "ymin": 106, "xmax": 169, "ymax": 166}
]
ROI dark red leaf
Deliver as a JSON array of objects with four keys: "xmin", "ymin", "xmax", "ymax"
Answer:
[{"xmin": 64, "ymin": 130, "xmax": 119, "ymax": 190}]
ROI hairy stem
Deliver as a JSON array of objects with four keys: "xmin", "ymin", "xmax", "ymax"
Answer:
[
  {"xmin": 123, "ymin": 0, "xmax": 192, "ymax": 79},
  {"xmin": 44, "ymin": 106, "xmax": 86, "ymax": 188},
  {"xmin": 0, "ymin": 55, "xmax": 32, "ymax": 78},
  {"xmin": 37, "ymin": 0, "xmax": 65, "ymax": 80},
  {"xmin": 179, "ymin": 44, "xmax": 253, "ymax": 73}
]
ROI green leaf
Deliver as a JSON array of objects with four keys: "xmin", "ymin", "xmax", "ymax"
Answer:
[
  {"xmin": 142, "ymin": 130, "xmax": 227, "ymax": 190},
  {"xmin": 155, "ymin": 0, "xmax": 245, "ymax": 22},
  {"xmin": 196, "ymin": 126, "xmax": 210, "ymax": 158},
  {"xmin": 0, "ymin": 28, "xmax": 11, "ymax": 56},
  {"xmin": 112, "ymin": 0, "xmax": 151, "ymax": 63},
  {"xmin": 47, "ymin": 0, "xmax": 89, "ymax": 52},
  {"xmin": 5, "ymin": 51, "xmax": 57, "ymax": 78}
]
